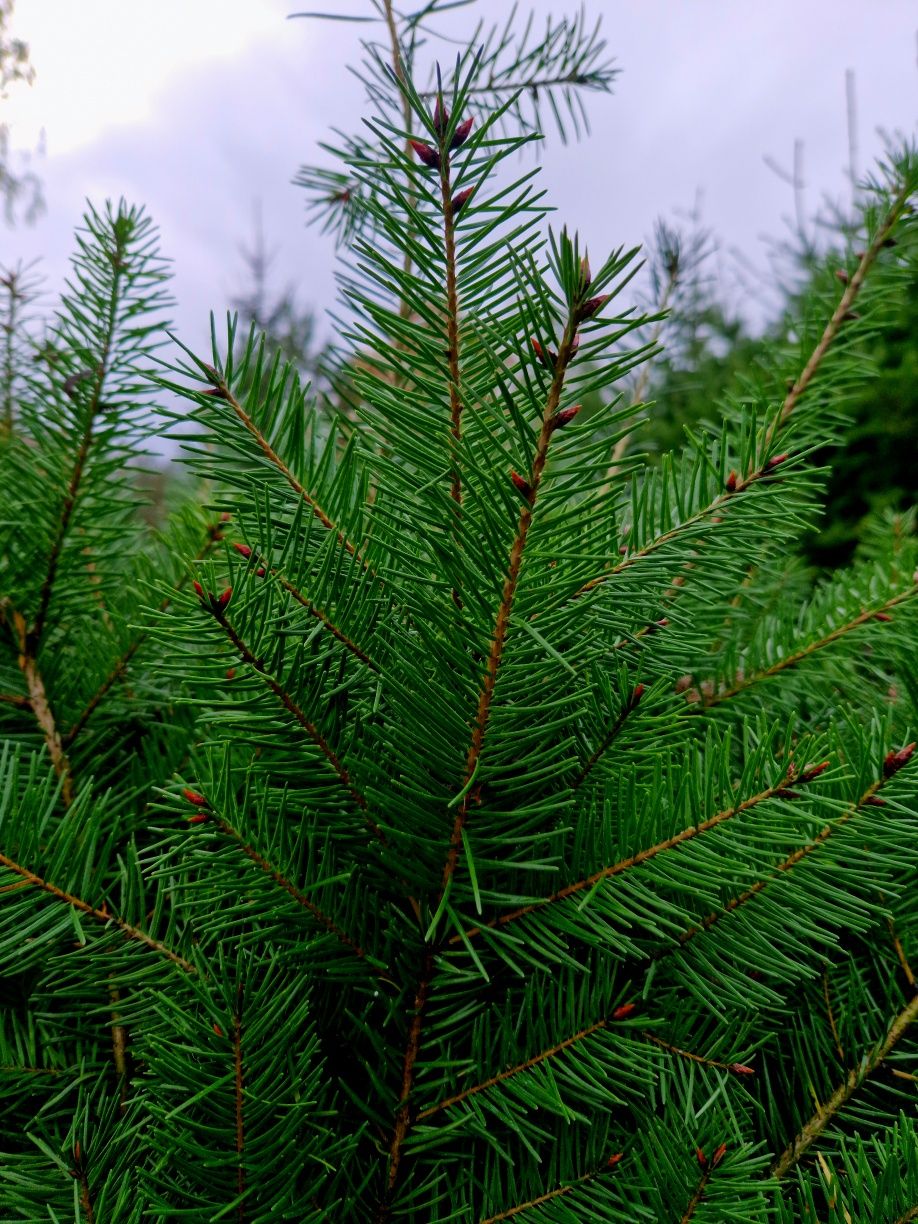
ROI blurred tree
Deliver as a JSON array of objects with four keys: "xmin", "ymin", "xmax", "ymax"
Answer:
[{"xmin": 0, "ymin": 0, "xmax": 42, "ymax": 225}]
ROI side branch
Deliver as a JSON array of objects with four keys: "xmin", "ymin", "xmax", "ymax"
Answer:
[
  {"xmin": 213, "ymin": 379, "xmax": 371, "ymax": 570},
  {"xmin": 0, "ymin": 851, "xmax": 194, "ymax": 972},
  {"xmin": 771, "ymin": 987, "xmax": 918, "ymax": 1179},
  {"xmin": 211, "ymin": 604, "xmax": 378, "ymax": 835},
  {"xmin": 5, "ymin": 606, "xmax": 73, "ymax": 804},
  {"xmin": 478, "ymin": 1152, "xmax": 623, "ymax": 1223},
  {"xmin": 695, "ymin": 585, "xmax": 918, "ymax": 709},
  {"xmin": 206, "ymin": 809, "xmax": 387, "ymax": 976},
  {"xmin": 572, "ymin": 175, "xmax": 912, "ymax": 606},
  {"xmin": 454, "ymin": 777, "xmax": 788, "ymax": 944},
  {"xmin": 64, "ymin": 521, "xmax": 226, "ymax": 746}
]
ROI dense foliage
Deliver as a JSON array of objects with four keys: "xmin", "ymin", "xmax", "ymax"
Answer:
[{"xmin": 1, "ymin": 4, "xmax": 918, "ymax": 1220}]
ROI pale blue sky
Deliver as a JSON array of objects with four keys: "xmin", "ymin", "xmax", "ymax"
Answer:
[{"xmin": 4, "ymin": 1, "xmax": 917, "ymax": 352}]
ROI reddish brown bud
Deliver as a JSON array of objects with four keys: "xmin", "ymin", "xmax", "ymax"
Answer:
[
  {"xmin": 233, "ymin": 542, "xmax": 252, "ymax": 559},
  {"xmin": 451, "ymin": 187, "xmax": 475, "ymax": 215},
  {"xmin": 730, "ymin": 1063, "xmax": 755, "ymax": 1075},
  {"xmin": 607, "ymin": 1152, "xmax": 623, "ymax": 1167},
  {"xmin": 841, "ymin": 310, "xmax": 862, "ymax": 322},
  {"xmin": 433, "ymin": 98, "xmax": 449, "ymax": 135},
  {"xmin": 775, "ymin": 788, "xmax": 800, "ymax": 800},
  {"xmin": 552, "ymin": 403, "xmax": 581, "ymax": 431},
  {"xmin": 569, "ymin": 333, "xmax": 581, "ymax": 357},
  {"xmin": 193, "ymin": 580, "xmax": 205, "ymax": 600},
  {"xmin": 835, "ymin": 268, "xmax": 850, "ymax": 284},
  {"xmin": 220, "ymin": 511, "xmax": 232, "ymax": 523},
  {"xmin": 618, "ymin": 545, "xmax": 628, "ymax": 555},
  {"xmin": 884, "ymin": 743, "xmax": 916, "ymax": 777},
  {"xmin": 225, "ymin": 668, "xmax": 236, "ymax": 680},
  {"xmin": 855, "ymin": 249, "xmax": 866, "ymax": 260},
  {"xmin": 766, "ymin": 453, "xmax": 789, "ymax": 470},
  {"xmin": 183, "ymin": 789, "xmax": 207, "ymax": 807},
  {"xmin": 580, "ymin": 255, "xmax": 592, "ymax": 290},
  {"xmin": 450, "ymin": 117, "xmax": 473, "ymax": 149},
  {"xmin": 725, "ymin": 470, "xmax": 738, "ymax": 493},
  {"xmin": 511, "ymin": 470, "xmax": 532, "ymax": 499},
  {"xmin": 579, "ymin": 294, "xmax": 610, "ymax": 320},
  {"xmin": 798, "ymin": 761, "xmax": 830, "ymax": 784},
  {"xmin": 712, "ymin": 1143, "xmax": 727, "ymax": 1167},
  {"xmin": 217, "ymin": 587, "xmax": 232, "ymax": 609},
  {"xmin": 874, "ymin": 612, "xmax": 893, "ymax": 622},
  {"xmin": 186, "ymin": 813, "xmax": 208, "ymax": 824},
  {"xmin": 881, "ymin": 236, "xmax": 897, "ymax": 249},
  {"xmin": 409, "ymin": 140, "xmax": 440, "ymax": 169},
  {"xmin": 213, "ymin": 1022, "xmax": 223, "ymax": 1037},
  {"xmin": 612, "ymin": 1002, "xmax": 636, "ymax": 1019},
  {"xmin": 256, "ymin": 566, "xmax": 267, "ymax": 578},
  {"xmin": 74, "ymin": 1141, "xmax": 81, "ymax": 1162},
  {"xmin": 631, "ymin": 684, "xmax": 645, "ymax": 704},
  {"xmin": 696, "ymin": 1147, "xmax": 707, "ymax": 1168},
  {"xmin": 531, "ymin": 337, "xmax": 557, "ymax": 367},
  {"xmin": 675, "ymin": 674, "xmax": 694, "ymax": 694},
  {"xmin": 863, "ymin": 795, "xmax": 887, "ymax": 806}
]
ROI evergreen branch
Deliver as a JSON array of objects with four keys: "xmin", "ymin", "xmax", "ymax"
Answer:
[
  {"xmin": 675, "ymin": 764, "xmax": 905, "ymax": 951},
  {"xmin": 109, "ymin": 982, "xmax": 129, "ymax": 1113},
  {"xmin": 209, "ymin": 376, "xmax": 370, "ymax": 570},
  {"xmin": 380, "ymin": 318, "xmax": 583, "ymax": 1211},
  {"xmin": 822, "ymin": 966, "xmax": 845, "ymax": 1062},
  {"xmin": 202, "ymin": 805, "xmax": 386, "ymax": 976},
  {"xmin": 454, "ymin": 776, "xmax": 789, "ymax": 944},
  {"xmin": 381, "ymin": 945, "xmax": 434, "ymax": 1216},
  {"xmin": 417, "ymin": 1016, "xmax": 608, "ymax": 1120},
  {"xmin": 0, "ymin": 1065, "xmax": 66, "ymax": 1076},
  {"xmin": 572, "ymin": 172, "xmax": 913, "ymax": 606},
  {"xmin": 695, "ymin": 585, "xmax": 918, "ymax": 708},
  {"xmin": 0, "ymin": 850, "xmax": 194, "ymax": 972},
  {"xmin": 478, "ymin": 1152, "xmax": 623, "ymax": 1223},
  {"xmin": 572, "ymin": 681, "xmax": 644, "ymax": 789},
  {"xmin": 233, "ymin": 991, "xmax": 246, "ymax": 1223},
  {"xmin": 442, "ymin": 319, "xmax": 580, "ymax": 896},
  {"xmin": 4, "ymin": 605, "xmax": 74, "ymax": 805},
  {"xmin": 641, "ymin": 1031, "xmax": 755, "ymax": 1076},
  {"xmin": 72, "ymin": 1142, "xmax": 95, "ymax": 1224},
  {"xmin": 64, "ymin": 521, "xmax": 226, "ymax": 746},
  {"xmin": 889, "ymin": 917, "xmax": 917, "ymax": 995},
  {"xmin": 420, "ymin": 71, "xmax": 604, "ymax": 102},
  {"xmin": 438, "ymin": 128, "xmax": 464, "ymax": 511},
  {"xmin": 768, "ymin": 174, "xmax": 914, "ymax": 444},
  {"xmin": 236, "ymin": 544, "xmax": 378, "ymax": 672},
  {"xmin": 31, "ymin": 228, "xmax": 127, "ymax": 648},
  {"xmin": 382, "ymin": 0, "xmax": 416, "ymax": 321},
  {"xmin": 208, "ymin": 601, "xmax": 378, "ymax": 835},
  {"xmin": 679, "ymin": 1159, "xmax": 714, "ymax": 1224},
  {"xmin": 770, "ymin": 987, "xmax": 918, "ymax": 1179}
]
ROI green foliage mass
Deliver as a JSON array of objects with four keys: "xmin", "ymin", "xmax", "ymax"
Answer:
[{"xmin": 1, "ymin": 4, "xmax": 918, "ymax": 1220}]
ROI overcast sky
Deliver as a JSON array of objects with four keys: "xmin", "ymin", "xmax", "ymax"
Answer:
[{"xmin": 3, "ymin": 0, "xmax": 917, "ymax": 355}]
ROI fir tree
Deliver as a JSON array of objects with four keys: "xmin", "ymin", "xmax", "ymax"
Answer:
[{"xmin": 1, "ymin": 5, "xmax": 918, "ymax": 1221}]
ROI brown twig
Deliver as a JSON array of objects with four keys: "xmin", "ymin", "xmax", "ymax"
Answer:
[
  {"xmin": 453, "ymin": 777, "xmax": 788, "ymax": 945},
  {"xmin": 822, "ymin": 966, "xmax": 845, "ymax": 1062},
  {"xmin": 209, "ymin": 812, "xmax": 386, "ymax": 976},
  {"xmin": 478, "ymin": 1152, "xmax": 623, "ymax": 1223},
  {"xmin": 212, "ymin": 605, "xmax": 377, "ymax": 833},
  {"xmin": 771, "ymin": 986, "xmax": 918, "ymax": 1179},
  {"xmin": 6, "ymin": 606, "xmax": 73, "ymax": 804},
  {"xmin": 695, "ymin": 585, "xmax": 918, "ymax": 708},
  {"xmin": 0, "ymin": 851, "xmax": 194, "ymax": 973}
]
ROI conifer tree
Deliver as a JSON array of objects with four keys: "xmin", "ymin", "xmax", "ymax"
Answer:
[{"xmin": 1, "ymin": 4, "xmax": 918, "ymax": 1220}]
